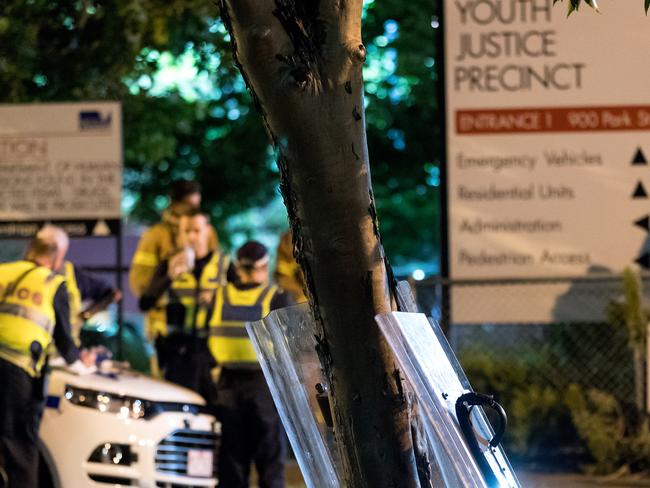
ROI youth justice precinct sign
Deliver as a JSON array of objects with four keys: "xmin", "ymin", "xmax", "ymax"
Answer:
[
  {"xmin": 0, "ymin": 102, "xmax": 122, "ymax": 237},
  {"xmin": 444, "ymin": 0, "xmax": 650, "ymax": 322}
]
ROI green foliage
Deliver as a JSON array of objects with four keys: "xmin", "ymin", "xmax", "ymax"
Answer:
[
  {"xmin": 0, "ymin": 0, "xmax": 276, "ymax": 250},
  {"xmin": 553, "ymin": 0, "xmax": 650, "ymax": 15},
  {"xmin": 621, "ymin": 268, "xmax": 647, "ymax": 348},
  {"xmin": 362, "ymin": 0, "xmax": 441, "ymax": 267},
  {"xmin": 565, "ymin": 385, "xmax": 625, "ymax": 474},
  {"xmin": 0, "ymin": 0, "xmax": 443, "ymax": 266},
  {"xmin": 565, "ymin": 384, "xmax": 650, "ymax": 475},
  {"xmin": 460, "ymin": 351, "xmax": 578, "ymax": 461},
  {"xmin": 461, "ymin": 273, "xmax": 650, "ymax": 473}
]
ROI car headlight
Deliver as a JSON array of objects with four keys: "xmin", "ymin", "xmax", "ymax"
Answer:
[
  {"xmin": 64, "ymin": 385, "xmax": 150, "ymax": 419},
  {"xmin": 88, "ymin": 442, "xmax": 136, "ymax": 466}
]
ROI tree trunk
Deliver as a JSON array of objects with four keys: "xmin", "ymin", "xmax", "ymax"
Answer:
[{"xmin": 220, "ymin": 1, "xmax": 421, "ymax": 486}]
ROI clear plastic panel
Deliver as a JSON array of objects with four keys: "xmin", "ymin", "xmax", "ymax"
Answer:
[
  {"xmin": 246, "ymin": 304, "xmax": 341, "ymax": 488},
  {"xmin": 247, "ymin": 281, "xmax": 518, "ymax": 487},
  {"xmin": 375, "ymin": 311, "xmax": 520, "ymax": 488}
]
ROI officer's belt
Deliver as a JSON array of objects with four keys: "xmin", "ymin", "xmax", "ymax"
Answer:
[
  {"xmin": 0, "ymin": 303, "xmax": 54, "ymax": 333},
  {"xmin": 171, "ymin": 288, "xmax": 214, "ymax": 298},
  {"xmin": 210, "ymin": 326, "xmax": 248, "ymax": 338},
  {"xmin": 0, "ymin": 344, "xmax": 37, "ymax": 372},
  {"xmin": 166, "ymin": 324, "xmax": 210, "ymax": 338}
]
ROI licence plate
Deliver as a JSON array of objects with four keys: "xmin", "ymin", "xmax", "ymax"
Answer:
[{"xmin": 187, "ymin": 449, "xmax": 213, "ymax": 477}]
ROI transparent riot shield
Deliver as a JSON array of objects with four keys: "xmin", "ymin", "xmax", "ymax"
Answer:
[
  {"xmin": 375, "ymin": 311, "xmax": 520, "ymax": 488},
  {"xmin": 246, "ymin": 304, "xmax": 341, "ymax": 488},
  {"xmin": 246, "ymin": 283, "xmax": 519, "ymax": 487}
]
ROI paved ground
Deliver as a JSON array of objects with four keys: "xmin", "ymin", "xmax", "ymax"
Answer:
[
  {"xmin": 257, "ymin": 462, "xmax": 650, "ymax": 487},
  {"xmin": 519, "ymin": 472, "xmax": 650, "ymax": 488}
]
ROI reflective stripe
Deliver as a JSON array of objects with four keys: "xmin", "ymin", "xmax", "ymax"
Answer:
[
  {"xmin": 223, "ymin": 285, "xmax": 272, "ymax": 308},
  {"xmin": 172, "ymin": 288, "xmax": 198, "ymax": 298},
  {"xmin": 0, "ymin": 302, "xmax": 54, "ymax": 333},
  {"xmin": 64, "ymin": 261, "xmax": 82, "ymax": 331},
  {"xmin": 207, "ymin": 253, "xmax": 227, "ymax": 283},
  {"xmin": 132, "ymin": 251, "xmax": 158, "ymax": 267},
  {"xmin": 166, "ymin": 324, "xmax": 210, "ymax": 339},
  {"xmin": 220, "ymin": 361, "xmax": 261, "ymax": 370},
  {"xmin": 0, "ymin": 344, "xmax": 35, "ymax": 375},
  {"xmin": 210, "ymin": 326, "xmax": 248, "ymax": 338},
  {"xmin": 253, "ymin": 286, "xmax": 271, "ymax": 307}
]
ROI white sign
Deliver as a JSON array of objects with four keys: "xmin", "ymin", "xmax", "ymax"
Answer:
[
  {"xmin": 444, "ymin": 1, "xmax": 650, "ymax": 322},
  {"xmin": 446, "ymin": 1, "xmax": 650, "ymax": 278},
  {"xmin": 0, "ymin": 102, "xmax": 122, "ymax": 236}
]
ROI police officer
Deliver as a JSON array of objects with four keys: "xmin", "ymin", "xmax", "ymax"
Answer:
[
  {"xmin": 0, "ymin": 227, "xmax": 95, "ymax": 488},
  {"xmin": 209, "ymin": 241, "xmax": 292, "ymax": 488},
  {"xmin": 129, "ymin": 179, "xmax": 220, "ymax": 343},
  {"xmin": 139, "ymin": 209, "xmax": 228, "ymax": 400},
  {"xmin": 62, "ymin": 258, "xmax": 122, "ymax": 342}
]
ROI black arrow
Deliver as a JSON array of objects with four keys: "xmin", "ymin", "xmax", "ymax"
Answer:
[
  {"xmin": 632, "ymin": 181, "xmax": 648, "ymax": 199},
  {"xmin": 632, "ymin": 148, "xmax": 648, "ymax": 165},
  {"xmin": 634, "ymin": 215, "xmax": 650, "ymax": 232},
  {"xmin": 636, "ymin": 252, "xmax": 650, "ymax": 270}
]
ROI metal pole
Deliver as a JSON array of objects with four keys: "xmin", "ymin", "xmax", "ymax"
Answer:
[
  {"xmin": 116, "ymin": 221, "xmax": 124, "ymax": 361},
  {"xmin": 435, "ymin": 0, "xmax": 451, "ymax": 335},
  {"xmin": 646, "ymin": 322, "xmax": 650, "ymax": 414}
]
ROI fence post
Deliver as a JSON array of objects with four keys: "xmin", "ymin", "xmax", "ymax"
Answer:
[{"xmin": 647, "ymin": 322, "xmax": 650, "ymax": 414}]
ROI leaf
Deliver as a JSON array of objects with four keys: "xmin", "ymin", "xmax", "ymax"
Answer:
[
  {"xmin": 567, "ymin": 0, "xmax": 581, "ymax": 16},
  {"xmin": 646, "ymin": 0, "xmax": 650, "ymax": 14}
]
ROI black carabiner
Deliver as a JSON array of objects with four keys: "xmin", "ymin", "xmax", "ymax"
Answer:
[
  {"xmin": 456, "ymin": 392, "xmax": 507, "ymax": 448},
  {"xmin": 456, "ymin": 392, "xmax": 508, "ymax": 488}
]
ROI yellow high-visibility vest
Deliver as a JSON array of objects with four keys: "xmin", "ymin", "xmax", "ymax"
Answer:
[
  {"xmin": 0, "ymin": 260, "xmax": 65, "ymax": 376},
  {"xmin": 63, "ymin": 261, "xmax": 83, "ymax": 338},
  {"xmin": 168, "ymin": 252, "xmax": 229, "ymax": 335},
  {"xmin": 208, "ymin": 282, "xmax": 276, "ymax": 368}
]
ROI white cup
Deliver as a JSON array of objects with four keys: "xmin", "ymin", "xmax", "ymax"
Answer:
[{"xmin": 184, "ymin": 246, "xmax": 196, "ymax": 271}]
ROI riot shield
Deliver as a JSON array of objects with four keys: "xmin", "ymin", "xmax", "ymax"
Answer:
[{"xmin": 246, "ymin": 284, "xmax": 519, "ymax": 487}]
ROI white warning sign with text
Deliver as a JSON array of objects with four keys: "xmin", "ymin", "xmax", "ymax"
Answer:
[{"xmin": 0, "ymin": 102, "xmax": 122, "ymax": 237}]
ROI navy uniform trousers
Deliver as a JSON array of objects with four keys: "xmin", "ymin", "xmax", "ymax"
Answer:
[
  {"xmin": 215, "ymin": 368, "xmax": 286, "ymax": 488},
  {"xmin": 0, "ymin": 358, "xmax": 45, "ymax": 488}
]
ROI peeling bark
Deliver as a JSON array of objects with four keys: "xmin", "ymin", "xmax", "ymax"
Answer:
[{"xmin": 220, "ymin": 1, "xmax": 423, "ymax": 486}]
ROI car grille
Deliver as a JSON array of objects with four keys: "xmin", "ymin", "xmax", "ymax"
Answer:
[
  {"xmin": 156, "ymin": 483, "xmax": 207, "ymax": 488},
  {"xmin": 155, "ymin": 429, "xmax": 219, "ymax": 477}
]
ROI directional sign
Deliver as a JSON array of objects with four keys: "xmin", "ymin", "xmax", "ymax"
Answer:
[
  {"xmin": 444, "ymin": 1, "xmax": 650, "ymax": 322},
  {"xmin": 445, "ymin": 2, "xmax": 650, "ymax": 279}
]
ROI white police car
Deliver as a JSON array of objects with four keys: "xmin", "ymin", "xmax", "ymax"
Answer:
[{"xmin": 39, "ymin": 362, "xmax": 219, "ymax": 488}]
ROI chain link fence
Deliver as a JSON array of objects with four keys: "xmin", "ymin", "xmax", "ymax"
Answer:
[{"xmin": 412, "ymin": 274, "xmax": 647, "ymax": 467}]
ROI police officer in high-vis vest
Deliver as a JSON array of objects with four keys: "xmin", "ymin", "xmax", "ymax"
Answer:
[
  {"xmin": 61, "ymin": 260, "xmax": 122, "ymax": 344},
  {"xmin": 0, "ymin": 226, "xmax": 96, "ymax": 488},
  {"xmin": 129, "ymin": 180, "xmax": 220, "ymax": 343},
  {"xmin": 209, "ymin": 241, "xmax": 292, "ymax": 488},
  {"xmin": 139, "ymin": 209, "xmax": 228, "ymax": 400}
]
